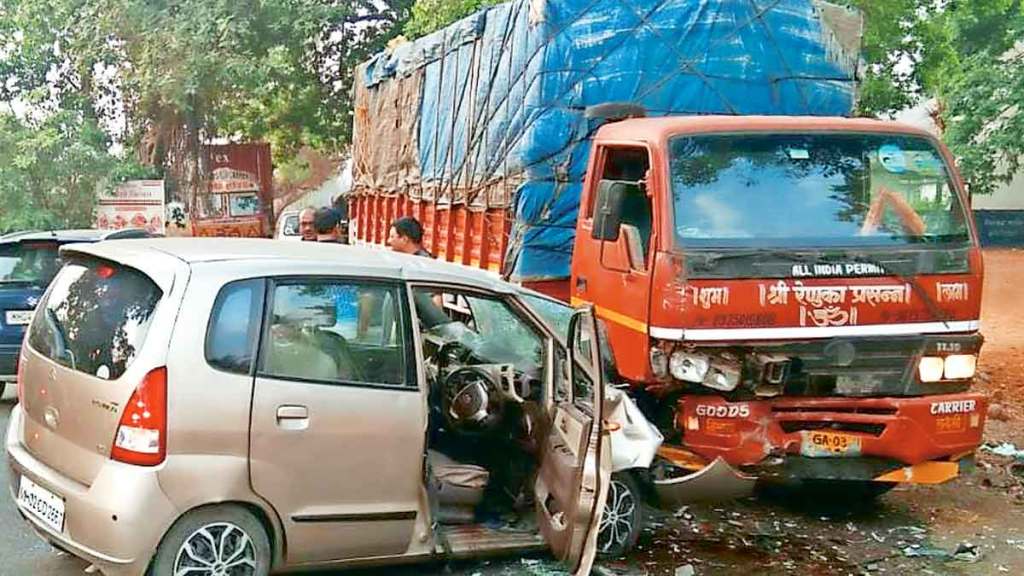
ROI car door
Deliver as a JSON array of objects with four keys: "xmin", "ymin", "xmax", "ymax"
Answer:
[
  {"xmin": 248, "ymin": 277, "xmax": 424, "ymax": 564},
  {"xmin": 536, "ymin": 307, "xmax": 610, "ymax": 575}
]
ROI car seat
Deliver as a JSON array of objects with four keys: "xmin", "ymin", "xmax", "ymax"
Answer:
[{"xmin": 426, "ymin": 450, "xmax": 489, "ymax": 524}]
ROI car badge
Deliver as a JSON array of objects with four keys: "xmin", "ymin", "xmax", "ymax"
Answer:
[
  {"xmin": 44, "ymin": 406, "xmax": 60, "ymax": 430},
  {"xmin": 25, "ymin": 296, "xmax": 39, "ymax": 308}
]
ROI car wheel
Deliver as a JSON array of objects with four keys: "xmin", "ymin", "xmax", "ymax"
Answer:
[
  {"xmin": 149, "ymin": 505, "xmax": 270, "ymax": 576},
  {"xmin": 598, "ymin": 471, "xmax": 644, "ymax": 558}
]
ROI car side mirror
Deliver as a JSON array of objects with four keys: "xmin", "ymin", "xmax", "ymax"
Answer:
[{"xmin": 592, "ymin": 180, "xmax": 631, "ymax": 242}]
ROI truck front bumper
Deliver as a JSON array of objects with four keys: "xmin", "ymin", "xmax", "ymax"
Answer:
[{"xmin": 675, "ymin": 392, "xmax": 987, "ymax": 483}]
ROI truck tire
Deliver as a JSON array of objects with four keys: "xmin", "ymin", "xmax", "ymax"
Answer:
[
  {"xmin": 598, "ymin": 471, "xmax": 644, "ymax": 558},
  {"xmin": 148, "ymin": 505, "xmax": 271, "ymax": 576}
]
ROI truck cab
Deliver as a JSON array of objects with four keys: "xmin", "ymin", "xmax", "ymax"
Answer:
[{"xmin": 572, "ymin": 115, "xmax": 986, "ymax": 487}]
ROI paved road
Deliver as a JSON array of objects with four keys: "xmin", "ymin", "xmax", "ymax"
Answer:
[{"xmin": 0, "ymin": 400, "xmax": 90, "ymax": 576}]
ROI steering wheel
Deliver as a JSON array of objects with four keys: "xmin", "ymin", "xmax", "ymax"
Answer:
[
  {"xmin": 441, "ymin": 366, "xmax": 504, "ymax": 433},
  {"xmin": 436, "ymin": 340, "xmax": 474, "ymax": 372}
]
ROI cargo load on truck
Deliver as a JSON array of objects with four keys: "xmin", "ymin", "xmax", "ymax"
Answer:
[{"xmin": 350, "ymin": 0, "xmax": 863, "ymax": 290}]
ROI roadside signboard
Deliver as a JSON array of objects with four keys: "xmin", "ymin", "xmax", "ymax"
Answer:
[{"xmin": 96, "ymin": 180, "xmax": 166, "ymax": 234}]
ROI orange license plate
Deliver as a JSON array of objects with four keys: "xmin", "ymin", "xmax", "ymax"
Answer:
[{"xmin": 800, "ymin": 430, "xmax": 862, "ymax": 458}]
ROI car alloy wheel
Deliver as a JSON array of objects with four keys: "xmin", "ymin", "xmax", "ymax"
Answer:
[
  {"xmin": 173, "ymin": 522, "xmax": 257, "ymax": 576},
  {"xmin": 598, "ymin": 472, "xmax": 643, "ymax": 557}
]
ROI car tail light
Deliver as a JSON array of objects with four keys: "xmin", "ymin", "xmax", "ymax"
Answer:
[{"xmin": 110, "ymin": 367, "xmax": 167, "ymax": 466}]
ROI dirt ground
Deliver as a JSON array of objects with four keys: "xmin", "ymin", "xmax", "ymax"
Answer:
[{"xmin": 363, "ymin": 249, "xmax": 1024, "ymax": 576}]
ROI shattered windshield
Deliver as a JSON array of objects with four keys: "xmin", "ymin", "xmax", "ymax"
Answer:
[
  {"xmin": 669, "ymin": 133, "xmax": 971, "ymax": 248},
  {"xmin": 417, "ymin": 290, "xmax": 543, "ymax": 368}
]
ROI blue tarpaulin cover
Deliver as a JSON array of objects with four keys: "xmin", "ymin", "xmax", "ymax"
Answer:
[{"xmin": 353, "ymin": 0, "xmax": 862, "ymax": 281}]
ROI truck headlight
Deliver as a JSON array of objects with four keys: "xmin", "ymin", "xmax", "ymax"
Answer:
[
  {"xmin": 669, "ymin": 351, "xmax": 709, "ymax": 383},
  {"xmin": 943, "ymin": 354, "xmax": 977, "ymax": 380},
  {"xmin": 918, "ymin": 357, "xmax": 945, "ymax": 382},
  {"xmin": 650, "ymin": 347, "xmax": 668, "ymax": 378},
  {"xmin": 703, "ymin": 367, "xmax": 740, "ymax": 392}
]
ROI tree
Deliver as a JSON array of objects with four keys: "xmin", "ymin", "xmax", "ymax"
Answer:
[
  {"xmin": 0, "ymin": 0, "xmax": 413, "ymax": 203},
  {"xmin": 0, "ymin": 107, "xmax": 153, "ymax": 233},
  {"xmin": 853, "ymin": 0, "xmax": 1024, "ymax": 195},
  {"xmin": 404, "ymin": 0, "xmax": 501, "ymax": 38}
]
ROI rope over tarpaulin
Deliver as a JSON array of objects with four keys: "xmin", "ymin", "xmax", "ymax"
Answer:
[{"xmin": 352, "ymin": 0, "xmax": 863, "ymax": 282}]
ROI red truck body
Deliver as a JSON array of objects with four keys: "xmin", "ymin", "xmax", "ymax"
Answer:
[
  {"xmin": 352, "ymin": 115, "xmax": 987, "ymax": 485},
  {"xmin": 191, "ymin": 143, "xmax": 274, "ymax": 238}
]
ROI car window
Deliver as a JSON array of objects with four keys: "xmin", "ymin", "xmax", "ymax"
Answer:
[
  {"xmin": 0, "ymin": 242, "xmax": 61, "ymax": 286},
  {"xmin": 260, "ymin": 280, "xmax": 408, "ymax": 386},
  {"xmin": 416, "ymin": 288, "xmax": 544, "ymax": 368},
  {"xmin": 28, "ymin": 258, "xmax": 163, "ymax": 380},
  {"xmin": 206, "ymin": 279, "xmax": 264, "ymax": 375}
]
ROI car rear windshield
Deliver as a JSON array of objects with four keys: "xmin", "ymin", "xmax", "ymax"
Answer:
[
  {"xmin": 669, "ymin": 132, "xmax": 971, "ymax": 248},
  {"xmin": 28, "ymin": 258, "xmax": 163, "ymax": 380},
  {"xmin": 0, "ymin": 242, "xmax": 61, "ymax": 286}
]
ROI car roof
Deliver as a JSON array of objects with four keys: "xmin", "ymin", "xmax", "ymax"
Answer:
[
  {"xmin": 0, "ymin": 228, "xmax": 152, "ymax": 245},
  {"xmin": 64, "ymin": 238, "xmax": 521, "ymax": 294}
]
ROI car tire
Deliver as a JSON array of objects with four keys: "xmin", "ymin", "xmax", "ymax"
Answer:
[
  {"xmin": 148, "ymin": 505, "xmax": 271, "ymax": 576},
  {"xmin": 597, "ymin": 471, "xmax": 644, "ymax": 558}
]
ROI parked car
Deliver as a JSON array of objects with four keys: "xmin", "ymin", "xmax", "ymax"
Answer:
[
  {"xmin": 274, "ymin": 209, "xmax": 301, "ymax": 240},
  {"xmin": 8, "ymin": 238, "xmax": 616, "ymax": 576},
  {"xmin": 0, "ymin": 228, "xmax": 152, "ymax": 397}
]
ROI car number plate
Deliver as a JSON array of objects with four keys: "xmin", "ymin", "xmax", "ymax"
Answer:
[
  {"xmin": 18, "ymin": 475, "xmax": 65, "ymax": 533},
  {"xmin": 800, "ymin": 430, "xmax": 862, "ymax": 458},
  {"xmin": 5, "ymin": 310, "xmax": 33, "ymax": 325}
]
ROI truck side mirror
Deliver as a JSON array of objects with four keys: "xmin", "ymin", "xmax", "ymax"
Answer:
[{"xmin": 592, "ymin": 180, "xmax": 631, "ymax": 242}]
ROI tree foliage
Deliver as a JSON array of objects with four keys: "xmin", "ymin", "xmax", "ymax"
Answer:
[
  {"xmin": 404, "ymin": 0, "xmax": 500, "ymax": 38},
  {"xmin": 853, "ymin": 0, "xmax": 1024, "ymax": 195},
  {"xmin": 0, "ymin": 0, "xmax": 412, "ymax": 201},
  {"xmin": 0, "ymin": 107, "xmax": 153, "ymax": 233}
]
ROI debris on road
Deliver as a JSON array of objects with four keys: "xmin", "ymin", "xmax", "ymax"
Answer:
[
  {"xmin": 674, "ymin": 564, "xmax": 696, "ymax": 576},
  {"xmin": 982, "ymin": 442, "xmax": 1024, "ymax": 460}
]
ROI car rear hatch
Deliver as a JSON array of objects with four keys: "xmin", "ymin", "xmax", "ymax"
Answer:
[{"xmin": 17, "ymin": 242, "xmax": 188, "ymax": 486}]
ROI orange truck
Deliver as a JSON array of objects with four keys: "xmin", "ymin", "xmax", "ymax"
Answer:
[
  {"xmin": 353, "ymin": 113, "xmax": 986, "ymax": 492},
  {"xmin": 349, "ymin": 0, "xmax": 986, "ymax": 492}
]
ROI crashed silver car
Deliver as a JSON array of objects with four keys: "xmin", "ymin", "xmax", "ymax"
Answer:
[{"xmin": 9, "ymin": 238, "xmax": 627, "ymax": 576}]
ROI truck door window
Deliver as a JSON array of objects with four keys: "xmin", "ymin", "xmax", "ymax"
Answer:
[{"xmin": 595, "ymin": 147, "xmax": 654, "ymax": 267}]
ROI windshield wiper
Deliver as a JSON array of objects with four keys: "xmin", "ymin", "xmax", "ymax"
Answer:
[
  {"xmin": 691, "ymin": 249, "xmax": 817, "ymax": 271},
  {"xmin": 44, "ymin": 308, "xmax": 76, "ymax": 370}
]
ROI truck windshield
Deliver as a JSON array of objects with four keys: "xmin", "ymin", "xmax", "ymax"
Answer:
[{"xmin": 669, "ymin": 133, "xmax": 970, "ymax": 248}]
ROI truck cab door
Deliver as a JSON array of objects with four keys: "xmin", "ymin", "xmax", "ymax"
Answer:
[
  {"xmin": 536, "ymin": 307, "xmax": 611, "ymax": 575},
  {"xmin": 574, "ymin": 145, "xmax": 655, "ymax": 382}
]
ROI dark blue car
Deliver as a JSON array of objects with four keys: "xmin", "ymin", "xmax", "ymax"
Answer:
[{"xmin": 0, "ymin": 229, "xmax": 153, "ymax": 396}]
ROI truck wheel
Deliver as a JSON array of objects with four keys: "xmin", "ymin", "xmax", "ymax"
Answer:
[
  {"xmin": 148, "ymin": 505, "xmax": 270, "ymax": 576},
  {"xmin": 598, "ymin": 471, "xmax": 644, "ymax": 558}
]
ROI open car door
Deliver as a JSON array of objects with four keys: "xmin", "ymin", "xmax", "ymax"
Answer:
[{"xmin": 536, "ymin": 307, "xmax": 611, "ymax": 575}]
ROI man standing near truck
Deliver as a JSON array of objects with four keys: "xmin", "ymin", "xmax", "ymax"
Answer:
[
  {"xmin": 298, "ymin": 207, "xmax": 317, "ymax": 241},
  {"xmin": 388, "ymin": 217, "xmax": 432, "ymax": 257}
]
